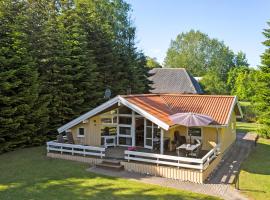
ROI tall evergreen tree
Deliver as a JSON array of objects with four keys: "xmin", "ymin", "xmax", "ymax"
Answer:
[
  {"xmin": 0, "ymin": 0, "xmax": 46, "ymax": 152},
  {"xmin": 254, "ymin": 21, "xmax": 270, "ymax": 129}
]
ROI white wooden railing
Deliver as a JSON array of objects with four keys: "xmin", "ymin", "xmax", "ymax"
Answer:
[
  {"xmin": 102, "ymin": 135, "xmax": 116, "ymax": 148},
  {"xmin": 124, "ymin": 145, "xmax": 218, "ymax": 170},
  {"xmin": 47, "ymin": 141, "xmax": 105, "ymax": 158}
]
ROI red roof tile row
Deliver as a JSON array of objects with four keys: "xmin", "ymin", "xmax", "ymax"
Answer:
[{"xmin": 124, "ymin": 94, "xmax": 237, "ymax": 126}]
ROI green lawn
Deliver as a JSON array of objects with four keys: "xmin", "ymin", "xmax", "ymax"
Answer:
[
  {"xmin": 0, "ymin": 147, "xmax": 219, "ymax": 200},
  {"xmin": 239, "ymin": 138, "xmax": 270, "ymax": 200},
  {"xmin": 236, "ymin": 121, "xmax": 261, "ymax": 134}
]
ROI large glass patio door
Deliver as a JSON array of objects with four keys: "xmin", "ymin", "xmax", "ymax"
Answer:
[{"xmin": 144, "ymin": 119, "xmax": 153, "ymax": 149}]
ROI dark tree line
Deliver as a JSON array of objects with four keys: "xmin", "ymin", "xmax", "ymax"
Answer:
[{"xmin": 0, "ymin": 0, "xmax": 150, "ymax": 152}]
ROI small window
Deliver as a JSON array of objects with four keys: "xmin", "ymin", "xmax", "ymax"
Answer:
[{"xmin": 78, "ymin": 128, "xmax": 85, "ymax": 137}]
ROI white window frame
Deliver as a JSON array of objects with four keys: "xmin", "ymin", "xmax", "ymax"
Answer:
[
  {"xmin": 77, "ymin": 127, "xmax": 85, "ymax": 138},
  {"xmin": 144, "ymin": 119, "xmax": 160, "ymax": 149}
]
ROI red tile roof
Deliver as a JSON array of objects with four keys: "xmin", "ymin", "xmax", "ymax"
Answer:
[{"xmin": 123, "ymin": 94, "xmax": 238, "ymax": 126}]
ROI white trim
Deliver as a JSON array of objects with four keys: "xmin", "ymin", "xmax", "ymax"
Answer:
[
  {"xmin": 118, "ymin": 96, "xmax": 170, "ymax": 130},
  {"xmin": 57, "ymin": 96, "xmax": 119, "ymax": 133},
  {"xmin": 225, "ymin": 96, "xmax": 243, "ymax": 125},
  {"xmin": 47, "ymin": 141, "xmax": 105, "ymax": 158},
  {"xmin": 58, "ymin": 95, "xmax": 170, "ymax": 133},
  {"xmin": 131, "ymin": 111, "xmax": 136, "ymax": 146},
  {"xmin": 77, "ymin": 127, "xmax": 85, "ymax": 138},
  {"xmin": 160, "ymin": 129, "xmax": 164, "ymax": 154},
  {"xmin": 144, "ymin": 118, "xmax": 153, "ymax": 149}
]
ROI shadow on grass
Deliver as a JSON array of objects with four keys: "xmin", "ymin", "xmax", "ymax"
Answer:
[
  {"xmin": 0, "ymin": 147, "xmax": 218, "ymax": 200},
  {"xmin": 0, "ymin": 174, "xmax": 218, "ymax": 200},
  {"xmin": 240, "ymin": 142, "xmax": 270, "ymax": 175}
]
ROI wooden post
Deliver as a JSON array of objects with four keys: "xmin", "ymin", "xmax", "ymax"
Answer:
[{"xmin": 160, "ymin": 129, "xmax": 164, "ymax": 154}]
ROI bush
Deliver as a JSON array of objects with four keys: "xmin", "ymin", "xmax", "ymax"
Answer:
[
  {"xmin": 258, "ymin": 126, "xmax": 270, "ymax": 139},
  {"xmin": 239, "ymin": 102, "xmax": 257, "ymax": 122}
]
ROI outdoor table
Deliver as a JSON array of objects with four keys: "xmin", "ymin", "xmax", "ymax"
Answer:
[{"xmin": 176, "ymin": 143, "xmax": 200, "ymax": 156}]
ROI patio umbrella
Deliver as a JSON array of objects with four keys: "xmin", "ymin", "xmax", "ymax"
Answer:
[
  {"xmin": 169, "ymin": 112, "xmax": 213, "ymax": 127},
  {"xmin": 169, "ymin": 112, "xmax": 214, "ymax": 144}
]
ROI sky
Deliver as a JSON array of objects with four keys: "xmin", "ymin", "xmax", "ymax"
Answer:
[{"xmin": 126, "ymin": 0, "xmax": 270, "ymax": 67}]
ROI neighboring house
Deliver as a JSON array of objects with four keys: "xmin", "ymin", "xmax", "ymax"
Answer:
[
  {"xmin": 47, "ymin": 93, "xmax": 242, "ymax": 183},
  {"xmin": 149, "ymin": 68, "xmax": 203, "ymax": 94}
]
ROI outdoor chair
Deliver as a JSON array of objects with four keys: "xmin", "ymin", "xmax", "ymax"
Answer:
[
  {"xmin": 66, "ymin": 132, "xmax": 75, "ymax": 144},
  {"xmin": 57, "ymin": 134, "xmax": 65, "ymax": 143},
  {"xmin": 189, "ymin": 143, "xmax": 202, "ymax": 158}
]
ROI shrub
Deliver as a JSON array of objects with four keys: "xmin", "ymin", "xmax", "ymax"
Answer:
[{"xmin": 258, "ymin": 126, "xmax": 270, "ymax": 139}]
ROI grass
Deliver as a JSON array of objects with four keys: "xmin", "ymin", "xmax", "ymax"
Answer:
[
  {"xmin": 239, "ymin": 138, "xmax": 270, "ymax": 200},
  {"xmin": 0, "ymin": 147, "xmax": 219, "ymax": 200},
  {"xmin": 236, "ymin": 121, "xmax": 262, "ymax": 134}
]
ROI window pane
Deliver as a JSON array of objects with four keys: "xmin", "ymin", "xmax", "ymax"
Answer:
[
  {"xmin": 101, "ymin": 118, "xmax": 112, "ymax": 124},
  {"xmin": 153, "ymin": 127, "xmax": 160, "ymax": 138},
  {"xmin": 79, "ymin": 128, "xmax": 84, "ymax": 135},
  {"xmin": 188, "ymin": 128, "xmax": 201, "ymax": 137},
  {"xmin": 146, "ymin": 127, "xmax": 152, "ymax": 138},
  {"xmin": 146, "ymin": 139, "xmax": 152, "ymax": 146},
  {"xmin": 146, "ymin": 119, "xmax": 152, "ymax": 126},
  {"xmin": 101, "ymin": 126, "xmax": 117, "ymax": 136},
  {"xmin": 119, "ymin": 117, "xmax": 132, "ymax": 124},
  {"xmin": 113, "ymin": 116, "xmax": 117, "ymax": 123},
  {"xmin": 118, "ymin": 106, "xmax": 132, "ymax": 114},
  {"xmin": 118, "ymin": 137, "xmax": 132, "ymax": 145},
  {"xmin": 119, "ymin": 127, "xmax": 131, "ymax": 135}
]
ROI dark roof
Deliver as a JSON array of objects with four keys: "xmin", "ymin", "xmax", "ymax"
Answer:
[{"xmin": 148, "ymin": 68, "xmax": 203, "ymax": 94}]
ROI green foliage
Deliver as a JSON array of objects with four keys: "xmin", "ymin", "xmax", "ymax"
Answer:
[
  {"xmin": 164, "ymin": 30, "xmax": 252, "ymax": 95},
  {"xmin": 227, "ymin": 66, "xmax": 257, "ymax": 101},
  {"xmin": 0, "ymin": 0, "xmax": 48, "ymax": 152},
  {"xmin": 0, "ymin": 0, "xmax": 150, "ymax": 152},
  {"xmin": 164, "ymin": 30, "xmax": 235, "ymax": 79},
  {"xmin": 233, "ymin": 51, "xmax": 249, "ymax": 67},
  {"xmin": 146, "ymin": 57, "xmax": 162, "ymax": 68},
  {"xmin": 200, "ymin": 71, "xmax": 228, "ymax": 94},
  {"xmin": 239, "ymin": 102, "xmax": 257, "ymax": 122},
  {"xmin": 253, "ymin": 21, "xmax": 270, "ymax": 128},
  {"xmin": 258, "ymin": 126, "xmax": 270, "ymax": 139}
]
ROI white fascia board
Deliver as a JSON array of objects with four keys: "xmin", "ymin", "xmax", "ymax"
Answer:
[
  {"xmin": 118, "ymin": 96, "xmax": 170, "ymax": 130},
  {"xmin": 236, "ymin": 100, "xmax": 244, "ymax": 118},
  {"xmin": 57, "ymin": 96, "xmax": 119, "ymax": 133},
  {"xmin": 225, "ymin": 96, "xmax": 242, "ymax": 125}
]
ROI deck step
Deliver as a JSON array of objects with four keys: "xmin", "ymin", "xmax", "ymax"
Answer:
[
  {"xmin": 102, "ymin": 159, "xmax": 121, "ymax": 165},
  {"xmin": 96, "ymin": 159, "xmax": 123, "ymax": 171}
]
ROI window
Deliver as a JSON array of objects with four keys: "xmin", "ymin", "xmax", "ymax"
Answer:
[
  {"xmin": 118, "ymin": 137, "xmax": 132, "ymax": 146},
  {"xmin": 119, "ymin": 116, "xmax": 132, "ymax": 125},
  {"xmin": 118, "ymin": 106, "xmax": 132, "ymax": 114},
  {"xmin": 119, "ymin": 126, "xmax": 131, "ymax": 135},
  {"xmin": 78, "ymin": 127, "xmax": 85, "ymax": 137},
  {"xmin": 101, "ymin": 116, "xmax": 117, "ymax": 124},
  {"xmin": 188, "ymin": 128, "xmax": 202, "ymax": 137},
  {"xmin": 101, "ymin": 126, "xmax": 117, "ymax": 136}
]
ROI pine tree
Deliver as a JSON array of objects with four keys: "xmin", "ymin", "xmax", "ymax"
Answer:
[
  {"xmin": 0, "ymin": 0, "xmax": 45, "ymax": 152},
  {"xmin": 254, "ymin": 21, "xmax": 270, "ymax": 130}
]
